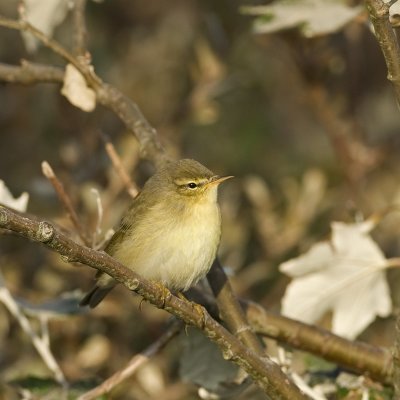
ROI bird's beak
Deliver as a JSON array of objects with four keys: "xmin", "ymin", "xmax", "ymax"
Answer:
[{"xmin": 208, "ymin": 175, "xmax": 234, "ymax": 187}]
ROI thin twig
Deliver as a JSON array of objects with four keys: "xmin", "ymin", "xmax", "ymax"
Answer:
[
  {"xmin": 0, "ymin": 60, "xmax": 64, "ymax": 84},
  {"xmin": 0, "ymin": 205, "xmax": 308, "ymax": 399},
  {"xmin": 78, "ymin": 321, "xmax": 182, "ymax": 400},
  {"xmin": 103, "ymin": 137, "xmax": 139, "ymax": 199},
  {"xmin": 90, "ymin": 188, "xmax": 103, "ymax": 249},
  {"xmin": 365, "ymin": 0, "xmax": 400, "ymax": 105},
  {"xmin": 0, "ymin": 284, "xmax": 66, "ymax": 386},
  {"xmin": 41, "ymin": 161, "xmax": 90, "ymax": 246},
  {"xmin": 73, "ymin": 0, "xmax": 88, "ymax": 57}
]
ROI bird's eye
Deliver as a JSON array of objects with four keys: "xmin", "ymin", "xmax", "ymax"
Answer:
[{"xmin": 187, "ymin": 182, "xmax": 197, "ymax": 189}]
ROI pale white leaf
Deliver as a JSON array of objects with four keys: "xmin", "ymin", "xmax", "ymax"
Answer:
[
  {"xmin": 0, "ymin": 180, "xmax": 29, "ymax": 212},
  {"xmin": 241, "ymin": 0, "xmax": 363, "ymax": 38},
  {"xmin": 280, "ymin": 221, "xmax": 392, "ymax": 339},
  {"xmin": 389, "ymin": 0, "xmax": 400, "ymax": 27},
  {"xmin": 61, "ymin": 64, "xmax": 96, "ymax": 112},
  {"xmin": 21, "ymin": 0, "xmax": 71, "ymax": 53}
]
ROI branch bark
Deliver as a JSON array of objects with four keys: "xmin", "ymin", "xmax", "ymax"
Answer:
[
  {"xmin": 245, "ymin": 300, "xmax": 393, "ymax": 384},
  {"xmin": 365, "ymin": 0, "xmax": 400, "ymax": 105},
  {"xmin": 72, "ymin": 0, "xmax": 88, "ymax": 57},
  {"xmin": 0, "ymin": 205, "xmax": 308, "ymax": 399},
  {"xmin": 208, "ymin": 259, "xmax": 264, "ymax": 355}
]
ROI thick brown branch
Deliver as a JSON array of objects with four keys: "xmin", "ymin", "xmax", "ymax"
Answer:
[
  {"xmin": 0, "ymin": 206, "xmax": 308, "ymax": 400},
  {"xmin": 191, "ymin": 288, "xmax": 393, "ymax": 385},
  {"xmin": 208, "ymin": 259, "xmax": 264, "ymax": 355},
  {"xmin": 366, "ymin": 0, "xmax": 400, "ymax": 104},
  {"xmin": 245, "ymin": 301, "xmax": 393, "ymax": 384}
]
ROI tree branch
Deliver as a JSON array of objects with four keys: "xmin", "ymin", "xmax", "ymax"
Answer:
[
  {"xmin": 365, "ymin": 0, "xmax": 400, "ymax": 105},
  {"xmin": 0, "ymin": 205, "xmax": 308, "ymax": 399},
  {"xmin": 208, "ymin": 259, "xmax": 264, "ymax": 355},
  {"xmin": 72, "ymin": 0, "xmax": 88, "ymax": 57},
  {"xmin": 245, "ymin": 300, "xmax": 393, "ymax": 384},
  {"xmin": 0, "ymin": 60, "xmax": 63, "ymax": 84}
]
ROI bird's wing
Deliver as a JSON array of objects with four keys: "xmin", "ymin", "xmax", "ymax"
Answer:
[{"xmin": 103, "ymin": 190, "xmax": 150, "ymax": 256}]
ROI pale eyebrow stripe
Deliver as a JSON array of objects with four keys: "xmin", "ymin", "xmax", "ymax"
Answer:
[{"xmin": 174, "ymin": 178, "xmax": 209, "ymax": 186}]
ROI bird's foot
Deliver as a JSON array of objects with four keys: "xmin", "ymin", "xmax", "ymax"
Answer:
[
  {"xmin": 176, "ymin": 291, "xmax": 207, "ymax": 329},
  {"xmin": 153, "ymin": 281, "xmax": 172, "ymax": 309}
]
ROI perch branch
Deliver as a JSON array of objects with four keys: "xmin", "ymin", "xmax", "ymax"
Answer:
[{"xmin": 0, "ymin": 205, "xmax": 308, "ymax": 400}]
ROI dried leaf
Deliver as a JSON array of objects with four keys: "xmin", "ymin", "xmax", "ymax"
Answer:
[
  {"xmin": 61, "ymin": 64, "xmax": 96, "ymax": 112},
  {"xmin": 0, "ymin": 180, "xmax": 29, "ymax": 212},
  {"xmin": 280, "ymin": 220, "xmax": 392, "ymax": 339},
  {"xmin": 21, "ymin": 0, "xmax": 71, "ymax": 53},
  {"xmin": 17, "ymin": 291, "xmax": 85, "ymax": 317},
  {"xmin": 241, "ymin": 0, "xmax": 363, "ymax": 38},
  {"xmin": 179, "ymin": 328, "xmax": 249, "ymax": 397}
]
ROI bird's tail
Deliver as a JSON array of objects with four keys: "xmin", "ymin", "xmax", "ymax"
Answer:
[{"xmin": 80, "ymin": 285, "xmax": 115, "ymax": 308}]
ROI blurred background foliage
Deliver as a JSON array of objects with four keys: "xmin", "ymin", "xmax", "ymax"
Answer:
[{"xmin": 0, "ymin": 0, "xmax": 400, "ymax": 398}]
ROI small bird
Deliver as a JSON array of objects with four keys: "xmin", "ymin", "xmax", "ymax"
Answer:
[{"xmin": 81, "ymin": 159, "xmax": 232, "ymax": 308}]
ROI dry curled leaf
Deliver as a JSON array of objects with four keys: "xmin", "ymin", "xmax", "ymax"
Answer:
[
  {"xmin": 280, "ymin": 220, "xmax": 392, "ymax": 339},
  {"xmin": 61, "ymin": 64, "xmax": 96, "ymax": 112}
]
